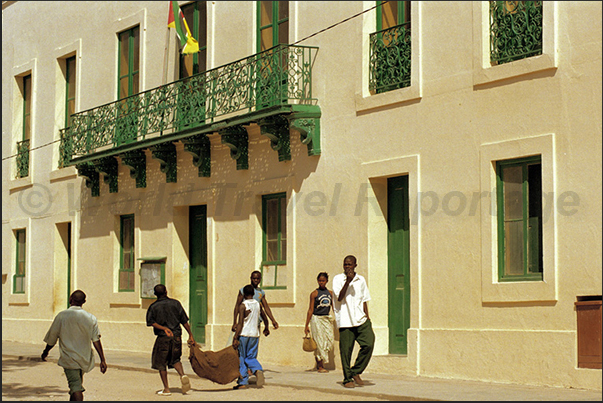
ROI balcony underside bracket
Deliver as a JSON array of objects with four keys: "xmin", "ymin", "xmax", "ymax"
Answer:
[
  {"xmin": 219, "ymin": 125, "xmax": 248, "ymax": 170},
  {"xmin": 75, "ymin": 162, "xmax": 100, "ymax": 197},
  {"xmin": 95, "ymin": 156, "xmax": 119, "ymax": 193},
  {"xmin": 121, "ymin": 149, "xmax": 147, "ymax": 188},
  {"xmin": 290, "ymin": 117, "xmax": 321, "ymax": 156},
  {"xmin": 182, "ymin": 134, "xmax": 211, "ymax": 177},
  {"xmin": 151, "ymin": 142, "xmax": 177, "ymax": 183},
  {"xmin": 259, "ymin": 115, "xmax": 291, "ymax": 162}
]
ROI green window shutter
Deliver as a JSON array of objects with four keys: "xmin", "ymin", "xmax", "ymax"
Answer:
[
  {"xmin": 22, "ymin": 74, "xmax": 31, "ymax": 142},
  {"xmin": 257, "ymin": 1, "xmax": 288, "ymax": 52},
  {"xmin": 65, "ymin": 56, "xmax": 76, "ymax": 128},
  {"xmin": 17, "ymin": 75, "xmax": 31, "ymax": 178},
  {"xmin": 261, "ymin": 192, "xmax": 287, "ymax": 289},
  {"xmin": 497, "ymin": 156, "xmax": 543, "ymax": 281},
  {"xmin": 118, "ymin": 26, "xmax": 140, "ymax": 99},
  {"xmin": 119, "ymin": 214, "xmax": 135, "ymax": 292},
  {"xmin": 14, "ymin": 229, "xmax": 26, "ymax": 294}
]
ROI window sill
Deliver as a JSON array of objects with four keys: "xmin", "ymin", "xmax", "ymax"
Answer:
[
  {"xmin": 355, "ymin": 84, "xmax": 421, "ymax": 113},
  {"xmin": 109, "ymin": 291, "xmax": 141, "ymax": 307},
  {"xmin": 473, "ymin": 53, "xmax": 557, "ymax": 87},
  {"xmin": 9, "ymin": 175, "xmax": 33, "ymax": 192},
  {"xmin": 8, "ymin": 292, "xmax": 29, "ymax": 305},
  {"xmin": 49, "ymin": 166, "xmax": 78, "ymax": 183}
]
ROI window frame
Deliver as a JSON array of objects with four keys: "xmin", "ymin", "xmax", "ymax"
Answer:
[
  {"xmin": 496, "ymin": 155, "xmax": 543, "ymax": 282},
  {"xmin": 261, "ymin": 192, "xmax": 287, "ymax": 290},
  {"xmin": 64, "ymin": 56, "xmax": 76, "ymax": 128},
  {"xmin": 376, "ymin": 0, "xmax": 410, "ymax": 31},
  {"xmin": 13, "ymin": 229, "xmax": 26, "ymax": 294},
  {"xmin": 472, "ymin": 1, "xmax": 557, "ymax": 86},
  {"xmin": 257, "ymin": 1, "xmax": 289, "ymax": 52},
  {"xmin": 489, "ymin": 1, "xmax": 543, "ymax": 66},
  {"xmin": 117, "ymin": 26, "xmax": 140, "ymax": 100},
  {"xmin": 179, "ymin": 1, "xmax": 207, "ymax": 79},
  {"xmin": 22, "ymin": 74, "xmax": 31, "ymax": 142},
  {"xmin": 119, "ymin": 214, "xmax": 135, "ymax": 292}
]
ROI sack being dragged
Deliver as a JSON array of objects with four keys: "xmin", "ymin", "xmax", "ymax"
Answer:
[{"xmin": 188, "ymin": 340, "xmax": 240, "ymax": 385}]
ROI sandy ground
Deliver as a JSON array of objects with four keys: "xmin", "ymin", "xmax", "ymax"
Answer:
[{"xmin": 2, "ymin": 357, "xmax": 387, "ymax": 401}]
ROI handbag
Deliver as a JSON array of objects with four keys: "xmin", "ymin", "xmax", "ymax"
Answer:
[{"xmin": 302, "ymin": 334, "xmax": 317, "ymax": 352}]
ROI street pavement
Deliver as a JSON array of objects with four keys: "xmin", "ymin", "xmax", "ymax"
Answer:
[{"xmin": 2, "ymin": 340, "xmax": 602, "ymax": 401}]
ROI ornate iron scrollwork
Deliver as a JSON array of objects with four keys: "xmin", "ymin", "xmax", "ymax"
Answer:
[
  {"xmin": 219, "ymin": 125, "xmax": 249, "ymax": 170},
  {"xmin": 182, "ymin": 134, "xmax": 211, "ymax": 177},
  {"xmin": 121, "ymin": 149, "xmax": 147, "ymax": 188},
  {"xmin": 290, "ymin": 118, "xmax": 321, "ymax": 156},
  {"xmin": 151, "ymin": 142, "xmax": 177, "ymax": 183},
  {"xmin": 259, "ymin": 115, "xmax": 291, "ymax": 162}
]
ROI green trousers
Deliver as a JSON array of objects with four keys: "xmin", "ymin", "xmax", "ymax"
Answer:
[{"xmin": 338, "ymin": 319, "xmax": 375, "ymax": 384}]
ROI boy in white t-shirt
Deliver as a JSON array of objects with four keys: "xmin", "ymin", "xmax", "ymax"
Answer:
[{"xmin": 232, "ymin": 284, "xmax": 270, "ymax": 389}]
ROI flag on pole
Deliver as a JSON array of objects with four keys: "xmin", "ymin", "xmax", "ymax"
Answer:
[{"xmin": 168, "ymin": 1, "xmax": 199, "ymax": 54}]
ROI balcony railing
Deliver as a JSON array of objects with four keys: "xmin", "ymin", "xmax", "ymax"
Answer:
[
  {"xmin": 369, "ymin": 22, "xmax": 411, "ymax": 94},
  {"xmin": 60, "ymin": 44, "xmax": 318, "ymax": 166},
  {"xmin": 16, "ymin": 139, "xmax": 30, "ymax": 178},
  {"xmin": 490, "ymin": 1, "xmax": 543, "ymax": 65}
]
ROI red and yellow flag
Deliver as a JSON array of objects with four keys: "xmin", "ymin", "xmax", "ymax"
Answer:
[{"xmin": 167, "ymin": 1, "xmax": 199, "ymax": 54}]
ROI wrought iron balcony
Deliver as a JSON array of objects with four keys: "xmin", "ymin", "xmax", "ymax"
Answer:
[
  {"xmin": 369, "ymin": 22, "xmax": 411, "ymax": 94},
  {"xmin": 490, "ymin": 1, "xmax": 543, "ymax": 65},
  {"xmin": 59, "ymin": 44, "xmax": 321, "ymax": 195},
  {"xmin": 16, "ymin": 139, "xmax": 30, "ymax": 178}
]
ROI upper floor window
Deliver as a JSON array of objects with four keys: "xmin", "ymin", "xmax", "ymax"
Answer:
[
  {"xmin": 490, "ymin": 1, "xmax": 543, "ymax": 65},
  {"xmin": 257, "ymin": 1, "xmax": 289, "ymax": 52},
  {"xmin": 370, "ymin": 1, "xmax": 411, "ymax": 94},
  {"xmin": 496, "ymin": 156, "xmax": 543, "ymax": 281},
  {"xmin": 119, "ymin": 214, "xmax": 135, "ymax": 292},
  {"xmin": 17, "ymin": 74, "xmax": 32, "ymax": 178},
  {"xmin": 261, "ymin": 193, "xmax": 287, "ymax": 289},
  {"xmin": 179, "ymin": 1, "xmax": 207, "ymax": 78},
  {"xmin": 65, "ymin": 56, "xmax": 76, "ymax": 128},
  {"xmin": 118, "ymin": 26, "xmax": 140, "ymax": 100},
  {"xmin": 14, "ymin": 229, "xmax": 26, "ymax": 294}
]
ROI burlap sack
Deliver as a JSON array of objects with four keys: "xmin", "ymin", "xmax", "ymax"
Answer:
[{"xmin": 188, "ymin": 340, "xmax": 240, "ymax": 385}]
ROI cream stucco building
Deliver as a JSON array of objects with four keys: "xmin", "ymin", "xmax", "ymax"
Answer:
[{"xmin": 3, "ymin": 1, "xmax": 601, "ymax": 391}]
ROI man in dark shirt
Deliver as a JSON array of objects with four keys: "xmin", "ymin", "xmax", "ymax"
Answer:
[{"xmin": 146, "ymin": 284, "xmax": 195, "ymax": 396}]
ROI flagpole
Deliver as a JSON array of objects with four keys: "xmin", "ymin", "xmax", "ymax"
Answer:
[{"xmin": 162, "ymin": 26, "xmax": 170, "ymax": 85}]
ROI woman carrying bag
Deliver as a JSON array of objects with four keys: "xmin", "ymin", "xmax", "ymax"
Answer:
[{"xmin": 304, "ymin": 272, "xmax": 334, "ymax": 373}]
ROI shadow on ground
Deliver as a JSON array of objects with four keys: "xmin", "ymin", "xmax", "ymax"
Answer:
[{"xmin": 2, "ymin": 358, "xmax": 65, "ymax": 399}]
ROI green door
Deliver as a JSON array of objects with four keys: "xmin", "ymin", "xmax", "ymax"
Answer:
[
  {"xmin": 189, "ymin": 205, "xmax": 208, "ymax": 343},
  {"xmin": 387, "ymin": 175, "xmax": 410, "ymax": 354}
]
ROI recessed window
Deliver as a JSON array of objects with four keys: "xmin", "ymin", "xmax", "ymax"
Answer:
[
  {"xmin": 370, "ymin": 1, "xmax": 411, "ymax": 94},
  {"xmin": 179, "ymin": 1, "xmax": 207, "ymax": 78},
  {"xmin": 490, "ymin": 1, "xmax": 543, "ymax": 65},
  {"xmin": 14, "ymin": 229, "xmax": 26, "ymax": 294},
  {"xmin": 17, "ymin": 74, "xmax": 32, "ymax": 178},
  {"xmin": 496, "ymin": 156, "xmax": 543, "ymax": 281},
  {"xmin": 119, "ymin": 214, "xmax": 135, "ymax": 292},
  {"xmin": 261, "ymin": 193, "xmax": 287, "ymax": 289},
  {"xmin": 65, "ymin": 56, "xmax": 76, "ymax": 128}
]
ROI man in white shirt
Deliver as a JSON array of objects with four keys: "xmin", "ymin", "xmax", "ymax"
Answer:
[
  {"xmin": 41, "ymin": 290, "xmax": 107, "ymax": 401},
  {"xmin": 332, "ymin": 255, "xmax": 375, "ymax": 389}
]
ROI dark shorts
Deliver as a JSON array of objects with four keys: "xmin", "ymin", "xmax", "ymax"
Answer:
[
  {"xmin": 151, "ymin": 335, "xmax": 182, "ymax": 371},
  {"xmin": 63, "ymin": 368, "xmax": 84, "ymax": 394}
]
